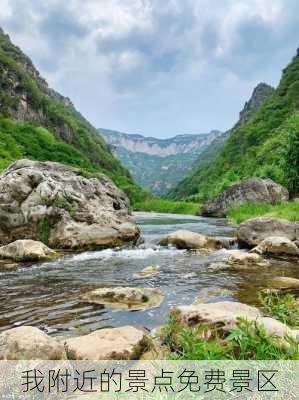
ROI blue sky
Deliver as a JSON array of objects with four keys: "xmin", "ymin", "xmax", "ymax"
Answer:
[{"xmin": 0, "ymin": 0, "xmax": 299, "ymax": 138}]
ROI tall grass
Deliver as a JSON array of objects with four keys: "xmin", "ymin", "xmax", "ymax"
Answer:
[
  {"xmin": 227, "ymin": 201, "xmax": 299, "ymax": 224},
  {"xmin": 161, "ymin": 315, "xmax": 299, "ymax": 360},
  {"xmin": 134, "ymin": 198, "xmax": 200, "ymax": 215}
]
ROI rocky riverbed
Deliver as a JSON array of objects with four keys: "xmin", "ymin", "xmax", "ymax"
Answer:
[{"xmin": 0, "ymin": 211, "xmax": 298, "ymax": 360}]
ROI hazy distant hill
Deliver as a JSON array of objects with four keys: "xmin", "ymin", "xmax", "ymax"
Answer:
[{"xmin": 99, "ymin": 129, "xmax": 223, "ymax": 195}]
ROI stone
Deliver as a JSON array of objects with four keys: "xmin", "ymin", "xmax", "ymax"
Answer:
[
  {"xmin": 259, "ymin": 317, "xmax": 297, "ymax": 340},
  {"xmin": 0, "ymin": 326, "xmax": 66, "ymax": 360},
  {"xmin": 133, "ymin": 265, "xmax": 160, "ymax": 278},
  {"xmin": 193, "ymin": 288, "xmax": 234, "ymax": 304},
  {"xmin": 252, "ymin": 236, "xmax": 299, "ymax": 257},
  {"xmin": 174, "ymin": 301, "xmax": 298, "ymax": 340},
  {"xmin": 227, "ymin": 250, "xmax": 269, "ymax": 266},
  {"xmin": 0, "ymin": 160, "xmax": 140, "ymax": 250},
  {"xmin": 174, "ymin": 301, "xmax": 261, "ymax": 330},
  {"xmin": 159, "ymin": 230, "xmax": 226, "ymax": 250},
  {"xmin": 237, "ymin": 217, "xmax": 299, "ymax": 247},
  {"xmin": 64, "ymin": 326, "xmax": 149, "ymax": 360},
  {"xmin": 82, "ymin": 287, "xmax": 164, "ymax": 311},
  {"xmin": 0, "ymin": 240, "xmax": 57, "ymax": 262},
  {"xmin": 267, "ymin": 277, "xmax": 299, "ymax": 289},
  {"xmin": 201, "ymin": 178, "xmax": 289, "ymax": 217}
]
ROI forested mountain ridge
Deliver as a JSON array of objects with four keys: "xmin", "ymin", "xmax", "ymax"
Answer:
[
  {"xmin": 169, "ymin": 54, "xmax": 299, "ymax": 202},
  {"xmin": 0, "ymin": 27, "xmax": 147, "ymax": 203},
  {"xmin": 99, "ymin": 128, "xmax": 223, "ymax": 196}
]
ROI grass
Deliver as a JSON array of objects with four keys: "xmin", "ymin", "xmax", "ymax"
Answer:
[
  {"xmin": 227, "ymin": 201, "xmax": 299, "ymax": 224},
  {"xmin": 134, "ymin": 198, "xmax": 200, "ymax": 215},
  {"xmin": 161, "ymin": 314, "xmax": 299, "ymax": 360},
  {"xmin": 259, "ymin": 291, "xmax": 299, "ymax": 327}
]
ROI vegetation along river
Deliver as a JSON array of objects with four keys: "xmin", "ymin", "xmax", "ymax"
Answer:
[{"xmin": 0, "ymin": 212, "xmax": 298, "ymax": 337}]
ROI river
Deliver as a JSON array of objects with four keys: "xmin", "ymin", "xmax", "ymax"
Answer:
[{"xmin": 0, "ymin": 212, "xmax": 298, "ymax": 337}]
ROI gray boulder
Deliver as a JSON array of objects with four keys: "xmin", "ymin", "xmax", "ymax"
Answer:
[
  {"xmin": 159, "ymin": 229, "xmax": 229, "ymax": 250},
  {"xmin": 0, "ymin": 239, "xmax": 57, "ymax": 262},
  {"xmin": 237, "ymin": 217, "xmax": 299, "ymax": 247},
  {"xmin": 0, "ymin": 326, "xmax": 66, "ymax": 360},
  {"xmin": 201, "ymin": 178, "xmax": 289, "ymax": 217},
  {"xmin": 0, "ymin": 159, "xmax": 140, "ymax": 250},
  {"xmin": 252, "ymin": 236, "xmax": 299, "ymax": 257}
]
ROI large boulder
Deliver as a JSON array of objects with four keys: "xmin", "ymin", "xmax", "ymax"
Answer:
[
  {"xmin": 82, "ymin": 287, "xmax": 165, "ymax": 311},
  {"xmin": 252, "ymin": 236, "xmax": 299, "ymax": 257},
  {"xmin": 64, "ymin": 326, "xmax": 149, "ymax": 360},
  {"xmin": 174, "ymin": 301, "xmax": 298, "ymax": 339},
  {"xmin": 237, "ymin": 217, "xmax": 299, "ymax": 247},
  {"xmin": 0, "ymin": 326, "xmax": 66, "ymax": 360},
  {"xmin": 159, "ymin": 230, "xmax": 227, "ymax": 250},
  {"xmin": 0, "ymin": 160, "xmax": 140, "ymax": 250},
  {"xmin": 175, "ymin": 301, "xmax": 261, "ymax": 330},
  {"xmin": 201, "ymin": 178, "xmax": 289, "ymax": 217},
  {"xmin": 0, "ymin": 239, "xmax": 57, "ymax": 261}
]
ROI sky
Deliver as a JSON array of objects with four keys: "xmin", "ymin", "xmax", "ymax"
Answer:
[{"xmin": 0, "ymin": 0, "xmax": 299, "ymax": 138}]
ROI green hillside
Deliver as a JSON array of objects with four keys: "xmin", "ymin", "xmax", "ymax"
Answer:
[
  {"xmin": 0, "ymin": 28, "xmax": 147, "ymax": 204},
  {"xmin": 171, "ymin": 52, "xmax": 299, "ymax": 201}
]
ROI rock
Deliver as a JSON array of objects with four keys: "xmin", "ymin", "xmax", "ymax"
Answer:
[
  {"xmin": 159, "ymin": 229, "xmax": 226, "ymax": 250},
  {"xmin": 227, "ymin": 250, "xmax": 269, "ymax": 266},
  {"xmin": 82, "ymin": 287, "xmax": 164, "ymax": 311},
  {"xmin": 259, "ymin": 317, "xmax": 297, "ymax": 340},
  {"xmin": 267, "ymin": 277, "xmax": 299, "ymax": 289},
  {"xmin": 0, "ymin": 160, "xmax": 140, "ymax": 250},
  {"xmin": 193, "ymin": 288, "xmax": 234, "ymax": 304},
  {"xmin": 0, "ymin": 326, "xmax": 66, "ymax": 360},
  {"xmin": 133, "ymin": 265, "xmax": 160, "ymax": 278},
  {"xmin": 175, "ymin": 301, "xmax": 261, "ymax": 330},
  {"xmin": 174, "ymin": 301, "xmax": 298, "ymax": 340},
  {"xmin": 0, "ymin": 240, "xmax": 57, "ymax": 262},
  {"xmin": 237, "ymin": 217, "xmax": 299, "ymax": 247},
  {"xmin": 252, "ymin": 236, "xmax": 299, "ymax": 257},
  {"xmin": 64, "ymin": 326, "xmax": 149, "ymax": 360},
  {"xmin": 201, "ymin": 178, "xmax": 289, "ymax": 217}
]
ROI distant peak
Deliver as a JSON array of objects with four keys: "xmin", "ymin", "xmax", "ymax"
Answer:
[{"xmin": 236, "ymin": 82, "xmax": 275, "ymax": 127}]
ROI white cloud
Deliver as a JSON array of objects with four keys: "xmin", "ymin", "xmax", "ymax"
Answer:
[{"xmin": 0, "ymin": 0, "xmax": 298, "ymax": 136}]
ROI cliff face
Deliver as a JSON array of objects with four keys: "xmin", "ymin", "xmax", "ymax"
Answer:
[
  {"xmin": 100, "ymin": 129, "xmax": 223, "ymax": 196},
  {"xmin": 0, "ymin": 27, "xmax": 146, "ymax": 204},
  {"xmin": 236, "ymin": 83, "xmax": 275, "ymax": 128}
]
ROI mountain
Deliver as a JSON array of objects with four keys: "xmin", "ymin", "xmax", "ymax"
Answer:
[
  {"xmin": 0, "ymin": 27, "xmax": 147, "ymax": 204},
  {"xmin": 99, "ymin": 128, "xmax": 223, "ymax": 196},
  {"xmin": 168, "ymin": 81, "xmax": 283, "ymax": 200}
]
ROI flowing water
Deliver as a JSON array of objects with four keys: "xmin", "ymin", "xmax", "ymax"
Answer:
[{"xmin": 0, "ymin": 212, "xmax": 298, "ymax": 337}]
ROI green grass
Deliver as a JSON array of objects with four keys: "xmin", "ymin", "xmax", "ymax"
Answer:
[
  {"xmin": 259, "ymin": 291, "xmax": 299, "ymax": 328},
  {"xmin": 161, "ymin": 314, "xmax": 299, "ymax": 360},
  {"xmin": 227, "ymin": 201, "xmax": 299, "ymax": 224},
  {"xmin": 134, "ymin": 198, "xmax": 200, "ymax": 215}
]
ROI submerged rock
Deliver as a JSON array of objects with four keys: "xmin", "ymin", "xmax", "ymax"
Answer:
[
  {"xmin": 268, "ymin": 276, "xmax": 299, "ymax": 289},
  {"xmin": 201, "ymin": 178, "xmax": 289, "ymax": 217},
  {"xmin": 237, "ymin": 217, "xmax": 299, "ymax": 247},
  {"xmin": 252, "ymin": 236, "xmax": 299, "ymax": 257},
  {"xmin": 64, "ymin": 326, "xmax": 149, "ymax": 360},
  {"xmin": 133, "ymin": 265, "xmax": 160, "ymax": 278},
  {"xmin": 82, "ymin": 287, "xmax": 164, "ymax": 311},
  {"xmin": 0, "ymin": 239, "xmax": 57, "ymax": 262},
  {"xmin": 0, "ymin": 159, "xmax": 140, "ymax": 250},
  {"xmin": 159, "ymin": 229, "xmax": 227, "ymax": 250},
  {"xmin": 0, "ymin": 326, "xmax": 66, "ymax": 360}
]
